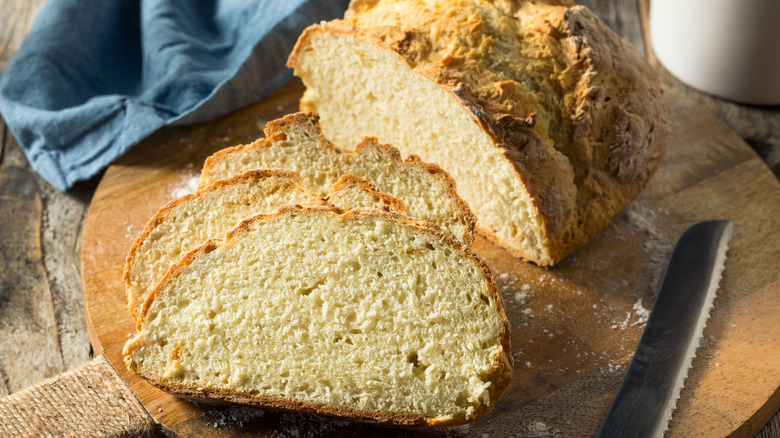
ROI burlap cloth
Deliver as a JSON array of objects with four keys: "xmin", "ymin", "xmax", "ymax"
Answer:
[{"xmin": 0, "ymin": 354, "xmax": 156, "ymax": 437}]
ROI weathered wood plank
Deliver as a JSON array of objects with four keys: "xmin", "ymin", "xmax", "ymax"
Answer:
[
  {"xmin": 39, "ymin": 177, "xmax": 97, "ymax": 371},
  {"xmin": 0, "ymin": 126, "xmax": 4, "ymax": 399},
  {"xmin": 0, "ymin": 0, "xmax": 92, "ymax": 387},
  {"xmin": 0, "ymin": 0, "xmax": 27, "ymax": 72},
  {"xmin": 579, "ymin": 0, "xmax": 645, "ymax": 53},
  {"xmin": 759, "ymin": 416, "xmax": 780, "ymax": 438},
  {"xmin": 0, "ymin": 162, "xmax": 65, "ymax": 394},
  {"xmin": 0, "ymin": 120, "xmax": 94, "ymax": 380},
  {"xmin": 0, "ymin": 122, "xmax": 5, "ymax": 167},
  {"xmin": 0, "ymin": 0, "xmax": 45, "ymax": 73}
]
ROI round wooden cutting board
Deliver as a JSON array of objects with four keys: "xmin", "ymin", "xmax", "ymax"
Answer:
[{"xmin": 81, "ymin": 80, "xmax": 780, "ymax": 437}]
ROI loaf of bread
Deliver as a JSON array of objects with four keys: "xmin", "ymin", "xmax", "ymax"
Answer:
[
  {"xmin": 124, "ymin": 170, "xmax": 320, "ymax": 318},
  {"xmin": 124, "ymin": 204, "xmax": 512, "ymax": 426},
  {"xmin": 287, "ymin": 0, "xmax": 669, "ymax": 265},
  {"xmin": 327, "ymin": 173, "xmax": 407, "ymax": 214},
  {"xmin": 200, "ymin": 112, "xmax": 476, "ymax": 245}
]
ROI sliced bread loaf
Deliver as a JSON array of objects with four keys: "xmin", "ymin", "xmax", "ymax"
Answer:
[
  {"xmin": 326, "ymin": 173, "xmax": 406, "ymax": 214},
  {"xmin": 287, "ymin": 0, "xmax": 669, "ymax": 265},
  {"xmin": 125, "ymin": 169, "xmax": 411, "ymax": 319},
  {"xmin": 124, "ymin": 205, "xmax": 512, "ymax": 426},
  {"xmin": 199, "ymin": 112, "xmax": 476, "ymax": 246},
  {"xmin": 124, "ymin": 170, "xmax": 320, "ymax": 319}
]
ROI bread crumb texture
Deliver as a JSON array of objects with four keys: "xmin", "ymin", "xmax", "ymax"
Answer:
[
  {"xmin": 125, "ymin": 206, "xmax": 512, "ymax": 426},
  {"xmin": 327, "ymin": 173, "xmax": 407, "ymax": 214},
  {"xmin": 124, "ymin": 170, "xmax": 319, "ymax": 318},
  {"xmin": 200, "ymin": 112, "xmax": 476, "ymax": 246},
  {"xmin": 288, "ymin": 0, "xmax": 668, "ymax": 265}
]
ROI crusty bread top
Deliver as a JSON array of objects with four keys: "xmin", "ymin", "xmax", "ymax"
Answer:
[
  {"xmin": 125, "ymin": 204, "xmax": 512, "ymax": 426},
  {"xmin": 200, "ymin": 112, "xmax": 476, "ymax": 245},
  {"xmin": 288, "ymin": 0, "xmax": 668, "ymax": 264}
]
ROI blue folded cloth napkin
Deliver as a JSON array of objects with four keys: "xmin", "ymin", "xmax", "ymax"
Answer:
[{"xmin": 0, "ymin": 0, "xmax": 350, "ymax": 191}]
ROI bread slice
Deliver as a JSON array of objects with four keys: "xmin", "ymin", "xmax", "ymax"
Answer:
[
  {"xmin": 287, "ymin": 0, "xmax": 669, "ymax": 265},
  {"xmin": 125, "ymin": 169, "xmax": 412, "ymax": 319},
  {"xmin": 327, "ymin": 173, "xmax": 406, "ymax": 214},
  {"xmin": 200, "ymin": 112, "xmax": 476, "ymax": 246},
  {"xmin": 124, "ymin": 205, "xmax": 512, "ymax": 426},
  {"xmin": 124, "ymin": 170, "xmax": 321, "ymax": 319}
]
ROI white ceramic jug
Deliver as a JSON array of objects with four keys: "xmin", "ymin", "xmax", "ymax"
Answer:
[{"xmin": 650, "ymin": 0, "xmax": 780, "ymax": 105}]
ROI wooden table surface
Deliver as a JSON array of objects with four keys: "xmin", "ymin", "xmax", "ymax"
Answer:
[{"xmin": 1, "ymin": 1, "xmax": 778, "ymax": 436}]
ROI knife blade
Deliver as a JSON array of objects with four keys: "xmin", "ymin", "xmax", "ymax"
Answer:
[{"xmin": 597, "ymin": 220, "xmax": 733, "ymax": 438}]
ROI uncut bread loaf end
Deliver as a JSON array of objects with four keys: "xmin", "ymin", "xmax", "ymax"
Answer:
[
  {"xmin": 200, "ymin": 112, "xmax": 476, "ymax": 246},
  {"xmin": 124, "ymin": 205, "xmax": 512, "ymax": 426},
  {"xmin": 287, "ymin": 0, "xmax": 669, "ymax": 266}
]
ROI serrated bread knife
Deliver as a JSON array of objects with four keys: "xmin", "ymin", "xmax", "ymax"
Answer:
[{"xmin": 597, "ymin": 220, "xmax": 733, "ymax": 438}]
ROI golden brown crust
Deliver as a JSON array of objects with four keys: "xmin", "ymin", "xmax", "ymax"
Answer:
[
  {"xmin": 127, "ymin": 203, "xmax": 512, "ymax": 426},
  {"xmin": 198, "ymin": 111, "xmax": 330, "ymax": 189},
  {"xmin": 133, "ymin": 378, "xmax": 444, "ymax": 426},
  {"xmin": 287, "ymin": 0, "xmax": 668, "ymax": 265},
  {"xmin": 124, "ymin": 169, "xmax": 318, "ymax": 319},
  {"xmin": 535, "ymin": 4, "xmax": 668, "ymax": 262},
  {"xmin": 263, "ymin": 110, "xmax": 329, "ymax": 144}
]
